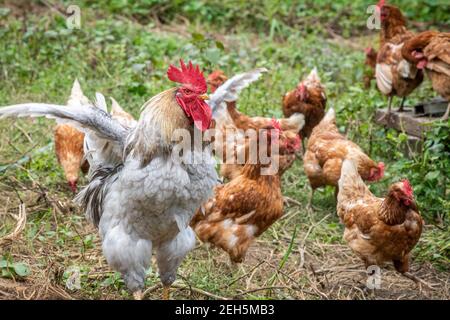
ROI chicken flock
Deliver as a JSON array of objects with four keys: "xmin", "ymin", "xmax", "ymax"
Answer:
[{"xmin": 0, "ymin": 2, "xmax": 446, "ymax": 299}]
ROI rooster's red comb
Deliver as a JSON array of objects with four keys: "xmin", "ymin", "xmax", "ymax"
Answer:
[
  {"xmin": 167, "ymin": 59, "xmax": 207, "ymax": 93},
  {"xmin": 401, "ymin": 179, "xmax": 413, "ymax": 197},
  {"xmin": 377, "ymin": 0, "xmax": 385, "ymax": 8}
]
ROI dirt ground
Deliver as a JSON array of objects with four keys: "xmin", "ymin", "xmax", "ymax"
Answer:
[{"xmin": 0, "ymin": 183, "xmax": 448, "ymax": 300}]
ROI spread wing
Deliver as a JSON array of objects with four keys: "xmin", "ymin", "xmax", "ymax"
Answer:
[
  {"xmin": 0, "ymin": 102, "xmax": 127, "ymax": 141},
  {"xmin": 208, "ymin": 68, "xmax": 268, "ymax": 118},
  {"xmin": 0, "ymin": 82, "xmax": 130, "ymax": 170}
]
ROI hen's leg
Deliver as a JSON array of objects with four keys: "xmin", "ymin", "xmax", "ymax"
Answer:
[
  {"xmin": 441, "ymin": 103, "xmax": 450, "ymax": 120},
  {"xmin": 101, "ymin": 224, "xmax": 153, "ymax": 300},
  {"xmin": 393, "ymin": 257, "xmax": 409, "ymax": 273},
  {"xmin": 397, "ymin": 97, "xmax": 406, "ymax": 112},
  {"xmin": 155, "ymin": 227, "xmax": 196, "ymax": 300},
  {"xmin": 401, "ymin": 272, "xmax": 436, "ymax": 290},
  {"xmin": 379, "ymin": 96, "xmax": 393, "ymax": 122},
  {"xmin": 394, "ymin": 256, "xmax": 435, "ymax": 289},
  {"xmin": 307, "ymin": 188, "xmax": 315, "ymax": 210}
]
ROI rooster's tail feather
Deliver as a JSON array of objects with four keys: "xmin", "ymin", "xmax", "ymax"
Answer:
[{"xmin": 75, "ymin": 164, "xmax": 123, "ymax": 227}]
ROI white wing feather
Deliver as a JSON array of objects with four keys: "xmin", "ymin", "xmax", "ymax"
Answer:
[
  {"xmin": 208, "ymin": 68, "xmax": 268, "ymax": 117},
  {"xmin": 0, "ymin": 103, "xmax": 127, "ymax": 142}
]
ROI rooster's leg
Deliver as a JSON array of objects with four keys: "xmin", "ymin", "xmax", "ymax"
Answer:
[
  {"xmin": 162, "ymin": 286, "xmax": 170, "ymax": 300},
  {"xmin": 441, "ymin": 103, "xmax": 450, "ymax": 120},
  {"xmin": 397, "ymin": 97, "xmax": 406, "ymax": 112},
  {"xmin": 156, "ymin": 227, "xmax": 195, "ymax": 301}
]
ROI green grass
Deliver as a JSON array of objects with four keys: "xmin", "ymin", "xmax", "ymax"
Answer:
[{"xmin": 0, "ymin": 1, "xmax": 448, "ymax": 299}]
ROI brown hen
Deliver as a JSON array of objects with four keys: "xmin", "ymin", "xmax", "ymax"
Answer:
[
  {"xmin": 282, "ymin": 68, "xmax": 327, "ymax": 139},
  {"xmin": 402, "ymin": 31, "xmax": 450, "ymax": 120},
  {"xmin": 337, "ymin": 159, "xmax": 424, "ymax": 284},
  {"xmin": 303, "ymin": 108, "xmax": 384, "ymax": 206},
  {"xmin": 54, "ymin": 79, "xmax": 89, "ymax": 192},
  {"xmin": 375, "ymin": 4, "xmax": 423, "ymax": 117},
  {"xmin": 207, "ymin": 70, "xmax": 305, "ymax": 180},
  {"xmin": 191, "ymin": 122, "xmax": 301, "ymax": 263}
]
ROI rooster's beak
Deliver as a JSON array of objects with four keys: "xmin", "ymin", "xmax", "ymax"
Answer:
[{"xmin": 198, "ymin": 94, "xmax": 209, "ymax": 100}]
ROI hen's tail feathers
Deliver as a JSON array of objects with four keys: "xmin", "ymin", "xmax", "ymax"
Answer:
[
  {"xmin": 306, "ymin": 67, "xmax": 321, "ymax": 83},
  {"xmin": 110, "ymin": 97, "xmax": 125, "ymax": 114},
  {"xmin": 110, "ymin": 97, "xmax": 137, "ymax": 127},
  {"xmin": 0, "ymin": 103, "xmax": 128, "ymax": 144},
  {"xmin": 338, "ymin": 159, "xmax": 370, "ymax": 199},
  {"xmin": 322, "ymin": 107, "xmax": 336, "ymax": 124},
  {"xmin": 75, "ymin": 164, "xmax": 123, "ymax": 227},
  {"xmin": 68, "ymin": 79, "xmax": 91, "ymax": 108},
  {"xmin": 208, "ymin": 68, "xmax": 268, "ymax": 117}
]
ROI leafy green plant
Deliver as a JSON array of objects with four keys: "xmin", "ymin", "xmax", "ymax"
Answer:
[
  {"xmin": 0, "ymin": 256, "xmax": 31, "ymax": 279},
  {"xmin": 389, "ymin": 121, "xmax": 450, "ymax": 223}
]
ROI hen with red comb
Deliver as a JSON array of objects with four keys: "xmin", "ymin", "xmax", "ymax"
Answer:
[
  {"xmin": 282, "ymin": 68, "xmax": 326, "ymax": 138},
  {"xmin": 401, "ymin": 179, "xmax": 413, "ymax": 197},
  {"xmin": 375, "ymin": 3, "xmax": 423, "ymax": 119},
  {"xmin": 338, "ymin": 159, "xmax": 424, "ymax": 285}
]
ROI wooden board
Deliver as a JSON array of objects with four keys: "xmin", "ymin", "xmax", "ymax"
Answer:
[
  {"xmin": 414, "ymin": 97, "xmax": 448, "ymax": 117},
  {"xmin": 375, "ymin": 108, "xmax": 435, "ymax": 138}
]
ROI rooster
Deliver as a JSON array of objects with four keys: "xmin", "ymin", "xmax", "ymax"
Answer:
[
  {"xmin": 0, "ymin": 60, "xmax": 234, "ymax": 300},
  {"xmin": 303, "ymin": 108, "xmax": 384, "ymax": 206},
  {"xmin": 54, "ymin": 79, "xmax": 89, "ymax": 192},
  {"xmin": 375, "ymin": 2, "xmax": 423, "ymax": 119},
  {"xmin": 282, "ymin": 68, "xmax": 327, "ymax": 139},
  {"xmin": 337, "ymin": 159, "xmax": 427, "ymax": 286},
  {"xmin": 402, "ymin": 31, "xmax": 450, "ymax": 120},
  {"xmin": 191, "ymin": 120, "xmax": 301, "ymax": 263}
]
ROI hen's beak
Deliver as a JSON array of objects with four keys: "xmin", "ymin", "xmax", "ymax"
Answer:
[{"xmin": 198, "ymin": 94, "xmax": 209, "ymax": 100}]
